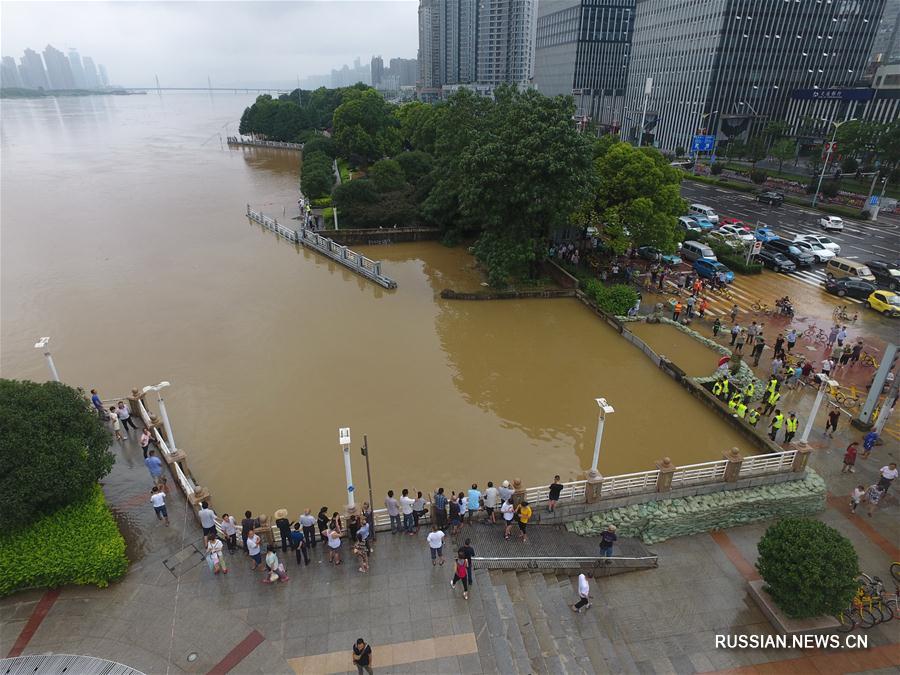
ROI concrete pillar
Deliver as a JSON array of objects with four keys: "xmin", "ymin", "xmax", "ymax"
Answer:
[
  {"xmin": 655, "ymin": 457, "xmax": 676, "ymax": 492},
  {"xmin": 148, "ymin": 413, "xmax": 168, "ymax": 444},
  {"xmin": 791, "ymin": 446, "xmax": 811, "ymax": 473},
  {"xmin": 128, "ymin": 388, "xmax": 147, "ymax": 418},
  {"xmin": 512, "ymin": 478, "xmax": 526, "ymax": 507},
  {"xmin": 722, "ymin": 447, "xmax": 743, "ymax": 483},
  {"xmin": 585, "ymin": 469, "xmax": 603, "ymax": 504}
]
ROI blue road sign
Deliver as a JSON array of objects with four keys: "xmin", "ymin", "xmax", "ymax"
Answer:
[
  {"xmin": 348, "ymin": 485, "xmax": 355, "ymax": 493},
  {"xmin": 691, "ymin": 135, "xmax": 715, "ymax": 152},
  {"xmin": 869, "ymin": 195, "xmax": 879, "ymax": 206}
]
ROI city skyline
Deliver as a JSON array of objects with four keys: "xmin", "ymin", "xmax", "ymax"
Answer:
[{"xmin": 1, "ymin": 42, "xmax": 110, "ymax": 90}]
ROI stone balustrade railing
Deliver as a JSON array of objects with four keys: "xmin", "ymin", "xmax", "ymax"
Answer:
[{"xmin": 226, "ymin": 136, "xmax": 303, "ymax": 150}]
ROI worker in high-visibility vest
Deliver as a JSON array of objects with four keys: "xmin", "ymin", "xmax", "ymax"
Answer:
[
  {"xmin": 765, "ymin": 377, "xmax": 779, "ymax": 397},
  {"xmin": 769, "ymin": 410, "xmax": 784, "ymax": 441},
  {"xmin": 720, "ymin": 378, "xmax": 730, "ymax": 401},
  {"xmin": 712, "ymin": 380, "xmax": 723, "ymax": 397},
  {"xmin": 747, "ymin": 407, "xmax": 762, "ymax": 427},
  {"xmin": 728, "ymin": 392, "xmax": 743, "ymax": 411},
  {"xmin": 763, "ymin": 389, "xmax": 780, "ymax": 416},
  {"xmin": 784, "ymin": 413, "xmax": 799, "ymax": 443},
  {"xmin": 736, "ymin": 401, "xmax": 748, "ymax": 419},
  {"xmin": 744, "ymin": 381, "xmax": 755, "ymax": 400}
]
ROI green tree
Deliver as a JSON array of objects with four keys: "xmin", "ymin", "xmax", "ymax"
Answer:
[
  {"xmin": 745, "ymin": 137, "xmax": 767, "ymax": 166},
  {"xmin": 302, "ymin": 135, "xmax": 337, "ymax": 159},
  {"xmin": 393, "ymin": 150, "xmax": 434, "ymax": 185},
  {"xmin": 395, "ymin": 101, "xmax": 442, "ymax": 153},
  {"xmin": 592, "ymin": 134, "xmax": 621, "ymax": 159},
  {"xmin": 769, "ymin": 139, "xmax": 795, "ymax": 174},
  {"xmin": 332, "ymin": 88, "xmax": 398, "ymax": 165},
  {"xmin": 756, "ymin": 518, "xmax": 859, "ymax": 619},
  {"xmin": 301, "ymin": 151, "xmax": 335, "ymax": 198},
  {"xmin": 591, "ymin": 143, "xmax": 685, "ymax": 253},
  {"xmin": 763, "ymin": 121, "xmax": 790, "ymax": 143},
  {"xmin": 0, "ymin": 380, "xmax": 115, "ymax": 530},
  {"xmin": 369, "ymin": 159, "xmax": 406, "ymax": 192},
  {"xmin": 724, "ymin": 139, "xmax": 746, "ymax": 162},
  {"xmin": 674, "ymin": 145, "xmax": 686, "ymax": 158}
]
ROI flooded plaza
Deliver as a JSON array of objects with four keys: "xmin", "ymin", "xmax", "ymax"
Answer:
[{"xmin": 2, "ymin": 93, "xmax": 748, "ymax": 515}]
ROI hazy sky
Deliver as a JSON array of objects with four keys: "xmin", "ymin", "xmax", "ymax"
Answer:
[{"xmin": 1, "ymin": 1, "xmax": 419, "ymax": 87}]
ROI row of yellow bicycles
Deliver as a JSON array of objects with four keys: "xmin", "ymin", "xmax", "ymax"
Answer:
[{"xmin": 837, "ymin": 571, "xmax": 900, "ymax": 632}]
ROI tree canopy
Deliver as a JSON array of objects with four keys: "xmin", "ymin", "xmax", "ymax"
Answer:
[
  {"xmin": 0, "ymin": 379, "xmax": 115, "ymax": 530},
  {"xmin": 332, "ymin": 88, "xmax": 401, "ymax": 166}
]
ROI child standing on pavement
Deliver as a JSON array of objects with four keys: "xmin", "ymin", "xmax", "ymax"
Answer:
[{"xmin": 850, "ymin": 485, "xmax": 865, "ymax": 514}]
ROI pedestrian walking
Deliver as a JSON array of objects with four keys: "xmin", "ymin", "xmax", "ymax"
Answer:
[
  {"xmin": 241, "ymin": 511, "xmax": 256, "ymax": 552},
  {"xmin": 712, "ymin": 317, "xmax": 722, "ymax": 337},
  {"xmin": 826, "ymin": 325, "xmax": 839, "ymax": 349},
  {"xmin": 824, "ymin": 407, "xmax": 841, "ymax": 437},
  {"xmin": 571, "ymin": 572, "xmax": 593, "ymax": 613},
  {"xmin": 730, "ymin": 304, "xmax": 739, "ymax": 323},
  {"xmin": 484, "ymin": 482, "xmax": 499, "ymax": 524},
  {"xmin": 427, "ymin": 524, "xmax": 445, "ymax": 566},
  {"xmin": 467, "ymin": 484, "xmax": 482, "ymax": 524},
  {"xmin": 317, "ymin": 506, "xmax": 330, "ymax": 542},
  {"xmin": 139, "ymin": 427, "xmax": 152, "ymax": 458},
  {"xmin": 116, "ymin": 401, "xmax": 136, "ymax": 438},
  {"xmin": 246, "ymin": 529, "xmax": 262, "ymax": 570},
  {"xmin": 352, "ymin": 638, "xmax": 374, "ymax": 675},
  {"xmin": 548, "ymin": 476, "xmax": 564, "ymax": 512},
  {"xmin": 515, "ymin": 501, "xmax": 532, "ymax": 543},
  {"xmin": 877, "ymin": 463, "xmax": 898, "ymax": 493},
  {"xmin": 144, "ymin": 450, "xmax": 166, "ymax": 488},
  {"xmin": 198, "ymin": 501, "xmax": 217, "ymax": 537},
  {"xmin": 730, "ymin": 323, "xmax": 741, "ymax": 346},
  {"xmin": 450, "ymin": 552, "xmax": 470, "ymax": 600},
  {"xmin": 861, "ymin": 431, "xmax": 879, "ymax": 459},
  {"xmin": 599, "ymin": 524, "xmax": 617, "ymax": 557},
  {"xmin": 263, "ymin": 545, "xmax": 290, "ymax": 583},
  {"xmin": 842, "ymin": 443, "xmax": 858, "ymax": 473},
  {"xmin": 353, "ymin": 540, "xmax": 369, "ymax": 573},
  {"xmin": 150, "ymin": 486, "xmax": 169, "ymax": 526},
  {"xmin": 672, "ymin": 300, "xmax": 683, "ymax": 322},
  {"xmin": 274, "ymin": 509, "xmax": 292, "ymax": 552},
  {"xmin": 221, "ymin": 513, "xmax": 237, "ymax": 553},
  {"xmin": 836, "ymin": 325, "xmax": 848, "ymax": 347},
  {"xmin": 748, "ymin": 321, "xmax": 758, "ymax": 340},
  {"xmin": 385, "ymin": 491, "xmax": 401, "ymax": 533},
  {"xmin": 108, "ymin": 407, "xmax": 124, "ymax": 441},
  {"xmin": 783, "ymin": 413, "xmax": 798, "ymax": 444},
  {"xmin": 327, "ymin": 527, "xmax": 343, "ymax": 565},
  {"xmin": 864, "ymin": 484, "xmax": 885, "ymax": 517},
  {"xmin": 400, "ymin": 489, "xmax": 415, "ymax": 534},
  {"xmin": 206, "ymin": 534, "xmax": 228, "ymax": 575},
  {"xmin": 433, "ymin": 487, "xmax": 448, "ymax": 530},
  {"xmin": 501, "ymin": 498, "xmax": 515, "ymax": 540},
  {"xmin": 850, "ymin": 341, "xmax": 863, "ymax": 365},
  {"xmin": 752, "ymin": 337, "xmax": 766, "ymax": 367},
  {"xmin": 850, "ymin": 485, "xmax": 865, "ymax": 513},
  {"xmin": 770, "ymin": 356, "xmax": 783, "ymax": 377},
  {"xmin": 773, "ymin": 333, "xmax": 785, "ymax": 359},
  {"xmin": 698, "ymin": 297, "xmax": 709, "ymax": 319},
  {"xmin": 299, "ymin": 509, "xmax": 317, "ymax": 549},
  {"xmin": 768, "ymin": 409, "xmax": 784, "ymax": 441},
  {"xmin": 786, "ymin": 329, "xmax": 797, "ymax": 353}
]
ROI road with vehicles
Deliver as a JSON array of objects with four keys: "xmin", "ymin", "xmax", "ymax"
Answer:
[{"xmin": 679, "ymin": 180, "xmax": 899, "ymax": 298}]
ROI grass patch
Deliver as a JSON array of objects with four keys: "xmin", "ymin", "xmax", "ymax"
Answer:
[
  {"xmin": 337, "ymin": 159, "xmax": 352, "ymax": 183},
  {"xmin": 0, "ymin": 485, "xmax": 128, "ymax": 596},
  {"xmin": 322, "ymin": 206, "xmax": 335, "ymax": 229},
  {"xmin": 310, "ymin": 196, "xmax": 332, "ymax": 209}
]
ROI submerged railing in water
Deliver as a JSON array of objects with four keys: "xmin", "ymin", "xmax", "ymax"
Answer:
[
  {"xmin": 227, "ymin": 136, "xmax": 303, "ymax": 150},
  {"xmin": 246, "ymin": 206, "xmax": 397, "ymax": 289}
]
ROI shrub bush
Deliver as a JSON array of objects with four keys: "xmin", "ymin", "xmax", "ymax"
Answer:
[
  {"xmin": 301, "ymin": 150, "xmax": 335, "ymax": 199},
  {"xmin": 750, "ymin": 169, "xmax": 768, "ymax": 184},
  {"xmin": 0, "ymin": 485, "xmax": 128, "ymax": 596},
  {"xmin": 310, "ymin": 196, "xmax": 332, "ymax": 209},
  {"xmin": 756, "ymin": 517, "xmax": 859, "ymax": 619},
  {"xmin": 582, "ymin": 279, "xmax": 638, "ymax": 316},
  {"xmin": 301, "ymin": 135, "xmax": 336, "ymax": 159},
  {"xmin": 821, "ymin": 181, "xmax": 840, "ymax": 199},
  {"xmin": 710, "ymin": 163, "xmax": 724, "ymax": 175},
  {"xmin": 0, "ymin": 379, "xmax": 114, "ymax": 530}
]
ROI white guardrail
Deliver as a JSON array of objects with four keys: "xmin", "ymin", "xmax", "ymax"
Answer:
[{"xmin": 136, "ymin": 400, "xmax": 196, "ymax": 501}]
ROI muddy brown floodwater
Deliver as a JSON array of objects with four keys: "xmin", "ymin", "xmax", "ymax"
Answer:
[
  {"xmin": 627, "ymin": 322, "xmax": 725, "ymax": 377},
  {"xmin": 1, "ymin": 93, "xmax": 747, "ymax": 516}
]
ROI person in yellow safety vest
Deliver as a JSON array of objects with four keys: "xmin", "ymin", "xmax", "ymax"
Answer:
[
  {"xmin": 769, "ymin": 409, "xmax": 784, "ymax": 441},
  {"xmin": 728, "ymin": 392, "xmax": 743, "ymax": 411},
  {"xmin": 784, "ymin": 413, "xmax": 799, "ymax": 443},
  {"xmin": 744, "ymin": 381, "xmax": 755, "ymax": 399},
  {"xmin": 766, "ymin": 377, "xmax": 778, "ymax": 397},
  {"xmin": 713, "ymin": 380, "xmax": 723, "ymax": 397},
  {"xmin": 720, "ymin": 378, "xmax": 730, "ymax": 401},
  {"xmin": 736, "ymin": 401, "xmax": 748, "ymax": 419},
  {"xmin": 763, "ymin": 389, "xmax": 780, "ymax": 415},
  {"xmin": 748, "ymin": 407, "xmax": 762, "ymax": 427}
]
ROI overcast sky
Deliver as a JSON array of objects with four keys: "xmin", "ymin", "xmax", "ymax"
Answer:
[{"xmin": 1, "ymin": 1, "xmax": 419, "ymax": 87}]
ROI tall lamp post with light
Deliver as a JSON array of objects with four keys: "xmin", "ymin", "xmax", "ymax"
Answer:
[
  {"xmin": 798, "ymin": 376, "xmax": 838, "ymax": 445},
  {"xmin": 812, "ymin": 117, "xmax": 856, "ymax": 208},
  {"xmin": 590, "ymin": 398, "xmax": 615, "ymax": 474},
  {"xmin": 142, "ymin": 382, "xmax": 177, "ymax": 452},
  {"xmin": 339, "ymin": 427, "xmax": 356, "ymax": 514},
  {"xmin": 34, "ymin": 336, "xmax": 60, "ymax": 382}
]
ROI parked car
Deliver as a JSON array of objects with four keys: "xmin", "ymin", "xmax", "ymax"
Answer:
[
  {"xmin": 720, "ymin": 217, "xmax": 750, "ymax": 231},
  {"xmin": 757, "ymin": 191, "xmax": 784, "ymax": 205},
  {"xmin": 681, "ymin": 241, "xmax": 717, "ymax": 262},
  {"xmin": 688, "ymin": 203, "xmax": 719, "ymax": 224},
  {"xmin": 865, "ymin": 260, "xmax": 900, "ymax": 291},
  {"xmin": 793, "ymin": 234, "xmax": 841, "ymax": 255},
  {"xmin": 763, "ymin": 239, "xmax": 815, "ymax": 267},
  {"xmin": 637, "ymin": 246, "xmax": 682, "ymax": 266},
  {"xmin": 678, "ymin": 216, "xmax": 702, "ymax": 234},
  {"xmin": 792, "ymin": 239, "xmax": 835, "ymax": 263},
  {"xmin": 718, "ymin": 224, "xmax": 755, "ymax": 242},
  {"xmin": 693, "ymin": 258, "xmax": 735, "ymax": 283},
  {"xmin": 753, "ymin": 227, "xmax": 780, "ymax": 243},
  {"xmin": 705, "ymin": 231, "xmax": 745, "ymax": 251},
  {"xmin": 865, "ymin": 290, "xmax": 900, "ymax": 317},
  {"xmin": 825, "ymin": 258, "xmax": 877, "ymax": 283},
  {"xmin": 755, "ymin": 249, "xmax": 796, "ymax": 273},
  {"xmin": 823, "ymin": 278, "xmax": 877, "ymax": 300},
  {"xmin": 689, "ymin": 216, "xmax": 715, "ymax": 231},
  {"xmin": 819, "ymin": 216, "xmax": 844, "ymax": 231}
]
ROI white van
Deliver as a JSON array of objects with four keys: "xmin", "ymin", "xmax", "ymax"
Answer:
[
  {"xmin": 688, "ymin": 203, "xmax": 719, "ymax": 224},
  {"xmin": 681, "ymin": 240, "xmax": 717, "ymax": 262}
]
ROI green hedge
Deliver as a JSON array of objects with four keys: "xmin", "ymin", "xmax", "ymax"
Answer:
[
  {"xmin": 0, "ymin": 485, "xmax": 128, "ymax": 596},
  {"xmin": 310, "ymin": 196, "xmax": 332, "ymax": 208},
  {"xmin": 582, "ymin": 279, "xmax": 638, "ymax": 315}
]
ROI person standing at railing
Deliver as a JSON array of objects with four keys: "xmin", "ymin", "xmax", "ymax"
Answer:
[
  {"xmin": 221, "ymin": 514, "xmax": 237, "ymax": 553},
  {"xmin": 108, "ymin": 407, "xmax": 124, "ymax": 442},
  {"xmin": 466, "ymin": 484, "xmax": 482, "ymax": 525},
  {"xmin": 139, "ymin": 427, "xmax": 152, "ymax": 459},
  {"xmin": 299, "ymin": 509, "xmax": 317, "ymax": 549},
  {"xmin": 90, "ymin": 388, "xmax": 103, "ymax": 413},
  {"xmin": 198, "ymin": 501, "xmax": 217, "ymax": 538},
  {"xmin": 241, "ymin": 511, "xmax": 256, "ymax": 552},
  {"xmin": 456, "ymin": 492, "xmax": 468, "ymax": 527},
  {"xmin": 317, "ymin": 506, "xmax": 330, "ymax": 542},
  {"xmin": 433, "ymin": 488, "xmax": 448, "ymax": 530},
  {"xmin": 498, "ymin": 480, "xmax": 513, "ymax": 504},
  {"xmin": 256, "ymin": 514, "xmax": 275, "ymax": 550},
  {"xmin": 501, "ymin": 498, "xmax": 515, "ymax": 540},
  {"xmin": 384, "ymin": 491, "xmax": 401, "ymax": 534},
  {"xmin": 448, "ymin": 495, "xmax": 462, "ymax": 536},
  {"xmin": 116, "ymin": 401, "xmax": 137, "ymax": 438},
  {"xmin": 483, "ymin": 482, "xmax": 499, "ymax": 523},
  {"xmin": 144, "ymin": 450, "xmax": 165, "ymax": 489},
  {"xmin": 548, "ymin": 476, "xmax": 564, "ymax": 513},
  {"xmin": 274, "ymin": 509, "xmax": 292, "ymax": 553},
  {"xmin": 515, "ymin": 502, "xmax": 532, "ymax": 543}
]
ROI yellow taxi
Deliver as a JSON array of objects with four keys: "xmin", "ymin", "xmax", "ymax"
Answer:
[{"xmin": 865, "ymin": 290, "xmax": 900, "ymax": 317}]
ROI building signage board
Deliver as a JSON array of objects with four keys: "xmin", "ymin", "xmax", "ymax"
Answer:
[{"xmin": 791, "ymin": 88, "xmax": 875, "ymax": 102}]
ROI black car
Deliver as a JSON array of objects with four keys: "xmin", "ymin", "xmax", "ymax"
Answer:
[
  {"xmin": 757, "ymin": 191, "xmax": 784, "ymax": 206},
  {"xmin": 823, "ymin": 278, "xmax": 877, "ymax": 299},
  {"xmin": 755, "ymin": 249, "xmax": 796, "ymax": 273},
  {"xmin": 865, "ymin": 260, "xmax": 900, "ymax": 291},
  {"xmin": 763, "ymin": 239, "xmax": 815, "ymax": 267}
]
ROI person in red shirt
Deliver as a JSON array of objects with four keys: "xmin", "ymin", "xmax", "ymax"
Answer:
[
  {"xmin": 824, "ymin": 407, "xmax": 841, "ymax": 438},
  {"xmin": 842, "ymin": 443, "xmax": 858, "ymax": 473}
]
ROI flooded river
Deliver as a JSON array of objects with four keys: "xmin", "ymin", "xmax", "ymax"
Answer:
[{"xmin": 1, "ymin": 93, "xmax": 747, "ymax": 515}]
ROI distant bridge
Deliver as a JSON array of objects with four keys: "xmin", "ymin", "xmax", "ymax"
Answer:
[{"xmin": 123, "ymin": 87, "xmax": 288, "ymax": 94}]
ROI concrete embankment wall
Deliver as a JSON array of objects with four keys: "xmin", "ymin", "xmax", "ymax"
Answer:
[
  {"xmin": 441, "ymin": 289, "xmax": 576, "ymax": 300},
  {"xmin": 326, "ymin": 227, "xmax": 441, "ymax": 246}
]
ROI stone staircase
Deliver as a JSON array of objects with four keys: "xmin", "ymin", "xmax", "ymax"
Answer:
[{"xmin": 469, "ymin": 567, "xmax": 640, "ymax": 674}]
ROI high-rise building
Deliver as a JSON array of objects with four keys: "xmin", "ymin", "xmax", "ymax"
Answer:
[
  {"xmin": 371, "ymin": 56, "xmax": 385, "ymax": 87},
  {"xmin": 67, "ymin": 48, "xmax": 87, "ymax": 88},
  {"xmin": 98, "ymin": 64, "xmax": 109, "ymax": 87},
  {"xmin": 390, "ymin": 58, "xmax": 419, "ymax": 86},
  {"xmin": 19, "ymin": 48, "xmax": 49, "ymax": 89},
  {"xmin": 42, "ymin": 44, "xmax": 75, "ymax": 89},
  {"xmin": 418, "ymin": 0, "xmax": 444, "ymax": 91},
  {"xmin": 476, "ymin": 0, "xmax": 538, "ymax": 86},
  {"xmin": 82, "ymin": 56, "xmax": 100, "ymax": 89},
  {"xmin": 622, "ymin": 0, "xmax": 885, "ymax": 151},
  {"xmin": 440, "ymin": 0, "xmax": 479, "ymax": 85},
  {"xmin": 533, "ymin": 0, "xmax": 634, "ymax": 125},
  {"xmin": 1, "ymin": 56, "xmax": 22, "ymax": 88}
]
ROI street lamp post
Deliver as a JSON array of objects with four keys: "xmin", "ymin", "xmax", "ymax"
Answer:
[
  {"xmin": 33, "ymin": 336, "xmax": 60, "ymax": 382},
  {"xmin": 799, "ymin": 376, "xmax": 837, "ymax": 445},
  {"xmin": 339, "ymin": 427, "xmax": 355, "ymax": 511},
  {"xmin": 360, "ymin": 434, "xmax": 375, "ymax": 541},
  {"xmin": 142, "ymin": 382, "xmax": 177, "ymax": 451},
  {"xmin": 812, "ymin": 118, "xmax": 856, "ymax": 208},
  {"xmin": 638, "ymin": 77, "xmax": 652, "ymax": 147},
  {"xmin": 590, "ymin": 398, "xmax": 615, "ymax": 473}
]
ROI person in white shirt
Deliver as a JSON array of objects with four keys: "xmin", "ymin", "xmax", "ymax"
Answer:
[
  {"xmin": 198, "ymin": 501, "xmax": 217, "ymax": 537},
  {"xmin": 501, "ymin": 499, "xmax": 515, "ymax": 540},
  {"xmin": 220, "ymin": 513, "xmax": 237, "ymax": 552},
  {"xmin": 115, "ymin": 401, "xmax": 135, "ymax": 439},
  {"xmin": 149, "ymin": 486, "xmax": 169, "ymax": 526},
  {"xmin": 498, "ymin": 480, "xmax": 514, "ymax": 503},
  {"xmin": 246, "ymin": 530, "xmax": 262, "ymax": 570},
  {"xmin": 327, "ymin": 528, "xmax": 343, "ymax": 565},
  {"xmin": 571, "ymin": 573, "xmax": 593, "ymax": 613},
  {"xmin": 299, "ymin": 509, "xmax": 317, "ymax": 549},
  {"xmin": 399, "ymin": 489, "xmax": 415, "ymax": 535},
  {"xmin": 850, "ymin": 485, "xmax": 865, "ymax": 514},
  {"xmin": 426, "ymin": 525, "xmax": 445, "ymax": 566},
  {"xmin": 484, "ymin": 482, "xmax": 499, "ymax": 524},
  {"xmin": 878, "ymin": 463, "xmax": 898, "ymax": 493},
  {"xmin": 206, "ymin": 534, "xmax": 227, "ymax": 575}
]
